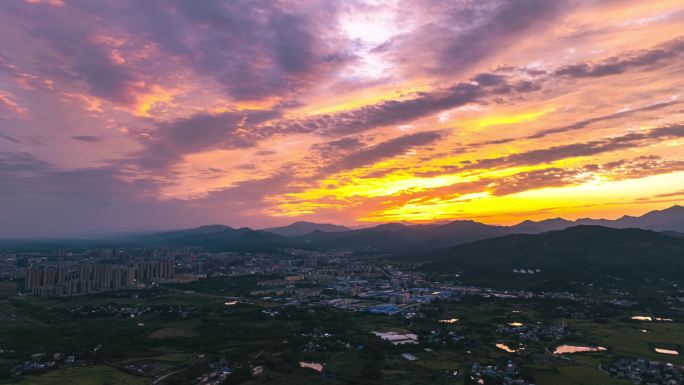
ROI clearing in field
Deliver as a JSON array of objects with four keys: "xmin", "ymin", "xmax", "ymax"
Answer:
[
  {"xmin": 149, "ymin": 327, "xmax": 199, "ymax": 339},
  {"xmin": 16, "ymin": 365, "xmax": 148, "ymax": 385}
]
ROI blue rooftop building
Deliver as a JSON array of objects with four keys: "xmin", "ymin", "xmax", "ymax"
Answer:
[{"xmin": 367, "ymin": 303, "xmax": 401, "ymax": 315}]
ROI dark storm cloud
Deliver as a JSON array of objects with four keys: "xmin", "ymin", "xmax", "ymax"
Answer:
[
  {"xmin": 555, "ymin": 37, "xmax": 684, "ymax": 78},
  {"xmin": 310, "ymin": 136, "xmax": 366, "ymax": 156},
  {"xmin": 655, "ymin": 189, "xmax": 684, "ymax": 198},
  {"xmin": 467, "ymin": 99, "xmax": 680, "ymax": 149},
  {"xmin": 33, "ymin": 29, "xmax": 140, "ymax": 104},
  {"xmin": 259, "ymin": 36, "xmax": 684, "ymax": 140},
  {"xmin": 71, "ymin": 135, "xmax": 103, "ymax": 143},
  {"xmin": 489, "ymin": 167, "xmax": 590, "ymax": 196},
  {"xmin": 267, "ymin": 75, "xmax": 544, "ymax": 137},
  {"xmin": 132, "ymin": 38, "xmax": 683, "ymax": 172},
  {"xmin": 469, "ymin": 123, "xmax": 684, "ymax": 170},
  {"xmin": 489, "ymin": 156, "xmax": 684, "ymax": 196},
  {"xmin": 385, "ymin": 0, "xmax": 566, "ymax": 75},
  {"xmin": 254, "ymin": 149, "xmax": 277, "ymax": 156},
  {"xmin": 0, "ymin": 130, "xmax": 19, "ymax": 143},
  {"xmin": 0, "ymin": 152, "xmax": 53, "ymax": 179},
  {"xmin": 601, "ymin": 155, "xmax": 684, "ymax": 180},
  {"xmin": 417, "ymin": 123, "xmax": 684, "ymax": 176},
  {"xmin": 131, "ymin": 78, "xmax": 479, "ymax": 169},
  {"xmin": 436, "ymin": 0, "xmax": 563, "ymax": 74},
  {"xmin": 0, "ymin": 152, "xmax": 158, "ymax": 202},
  {"xmin": 0, "ymin": 0, "xmax": 348, "ymax": 104},
  {"xmin": 527, "ymin": 100, "xmax": 680, "ymax": 139},
  {"xmin": 135, "ymin": 45, "xmax": 680, "ymax": 171},
  {"xmin": 201, "ymin": 172, "xmax": 294, "ymax": 206},
  {"xmin": 0, "ymin": 150, "xmax": 295, "ymax": 237},
  {"xmin": 326, "ymin": 130, "xmax": 446, "ymax": 173},
  {"xmin": 137, "ymin": 109, "xmax": 281, "ymax": 169},
  {"xmin": 397, "ymin": 155, "xmax": 684, "ymax": 204},
  {"xmin": 0, "ymin": 1, "xmax": 147, "ymax": 105},
  {"xmin": 126, "ymin": 0, "xmax": 348, "ymax": 101}
]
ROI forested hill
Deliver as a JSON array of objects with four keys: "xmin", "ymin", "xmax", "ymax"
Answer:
[{"xmin": 408, "ymin": 225, "xmax": 684, "ymax": 289}]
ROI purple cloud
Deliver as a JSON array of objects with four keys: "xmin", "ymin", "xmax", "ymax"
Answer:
[
  {"xmin": 71, "ymin": 135, "xmax": 103, "ymax": 143},
  {"xmin": 555, "ymin": 37, "xmax": 684, "ymax": 78}
]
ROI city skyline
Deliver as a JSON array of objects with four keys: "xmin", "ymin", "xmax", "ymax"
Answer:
[{"xmin": 1, "ymin": 0, "xmax": 684, "ymax": 237}]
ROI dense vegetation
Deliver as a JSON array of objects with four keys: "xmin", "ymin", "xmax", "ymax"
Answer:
[{"xmin": 410, "ymin": 226, "xmax": 684, "ymax": 290}]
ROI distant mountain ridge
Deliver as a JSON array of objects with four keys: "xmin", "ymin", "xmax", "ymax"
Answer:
[
  {"xmin": 575, "ymin": 205, "xmax": 684, "ymax": 232},
  {"xmin": 264, "ymin": 221, "xmax": 350, "ymax": 236},
  {"xmin": 126, "ymin": 224, "xmax": 287, "ymax": 250},
  {"xmin": 120, "ymin": 205, "xmax": 684, "ymax": 252}
]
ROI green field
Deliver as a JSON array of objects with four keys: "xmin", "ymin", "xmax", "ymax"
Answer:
[
  {"xmin": 2, "ymin": 281, "xmax": 683, "ymax": 385},
  {"xmin": 15, "ymin": 365, "xmax": 147, "ymax": 385},
  {"xmin": 534, "ymin": 364, "xmax": 631, "ymax": 385},
  {"xmin": 569, "ymin": 318, "xmax": 684, "ymax": 365}
]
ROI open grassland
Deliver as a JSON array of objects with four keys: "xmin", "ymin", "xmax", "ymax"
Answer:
[
  {"xmin": 12, "ymin": 288, "xmax": 222, "ymax": 310},
  {"xmin": 535, "ymin": 364, "xmax": 632, "ymax": 385},
  {"xmin": 116, "ymin": 352, "xmax": 197, "ymax": 365},
  {"xmin": 569, "ymin": 318, "xmax": 684, "ymax": 365},
  {"xmin": 15, "ymin": 365, "xmax": 147, "ymax": 385},
  {"xmin": 149, "ymin": 326, "xmax": 200, "ymax": 339}
]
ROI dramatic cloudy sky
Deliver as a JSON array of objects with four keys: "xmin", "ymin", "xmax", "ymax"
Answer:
[{"xmin": 1, "ymin": 0, "xmax": 684, "ymax": 236}]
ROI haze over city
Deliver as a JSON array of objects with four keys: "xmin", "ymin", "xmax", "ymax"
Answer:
[{"xmin": 1, "ymin": 0, "xmax": 683, "ymax": 237}]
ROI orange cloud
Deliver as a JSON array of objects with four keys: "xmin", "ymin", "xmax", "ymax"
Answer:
[
  {"xmin": 132, "ymin": 85, "xmax": 179, "ymax": 117},
  {"xmin": 24, "ymin": 0, "xmax": 64, "ymax": 6},
  {"xmin": 0, "ymin": 91, "xmax": 28, "ymax": 118},
  {"xmin": 61, "ymin": 92, "xmax": 104, "ymax": 113}
]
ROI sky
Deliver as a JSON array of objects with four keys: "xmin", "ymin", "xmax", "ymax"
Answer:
[{"xmin": 1, "ymin": 0, "xmax": 684, "ymax": 237}]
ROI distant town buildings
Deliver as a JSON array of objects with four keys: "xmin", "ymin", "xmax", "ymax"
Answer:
[
  {"xmin": 608, "ymin": 358, "xmax": 683, "ymax": 384},
  {"xmin": 372, "ymin": 331, "xmax": 418, "ymax": 345},
  {"xmin": 25, "ymin": 260, "xmax": 175, "ymax": 296}
]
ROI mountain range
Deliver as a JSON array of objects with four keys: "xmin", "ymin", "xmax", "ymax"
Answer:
[
  {"xmin": 117, "ymin": 205, "xmax": 684, "ymax": 252},
  {"xmin": 264, "ymin": 221, "xmax": 350, "ymax": 236},
  {"xmin": 6, "ymin": 206, "xmax": 684, "ymax": 290},
  {"xmin": 514, "ymin": 205, "xmax": 684, "ymax": 233}
]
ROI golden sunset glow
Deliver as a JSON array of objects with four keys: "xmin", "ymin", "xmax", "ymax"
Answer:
[{"xmin": 465, "ymin": 107, "xmax": 557, "ymax": 130}]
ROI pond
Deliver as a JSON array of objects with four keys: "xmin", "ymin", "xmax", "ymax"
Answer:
[
  {"xmin": 553, "ymin": 345, "xmax": 606, "ymax": 354},
  {"xmin": 631, "ymin": 315, "xmax": 673, "ymax": 322},
  {"xmin": 496, "ymin": 343, "xmax": 525, "ymax": 353},
  {"xmin": 439, "ymin": 318, "xmax": 459, "ymax": 324},
  {"xmin": 654, "ymin": 348, "xmax": 679, "ymax": 355},
  {"xmin": 299, "ymin": 362, "xmax": 324, "ymax": 372}
]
